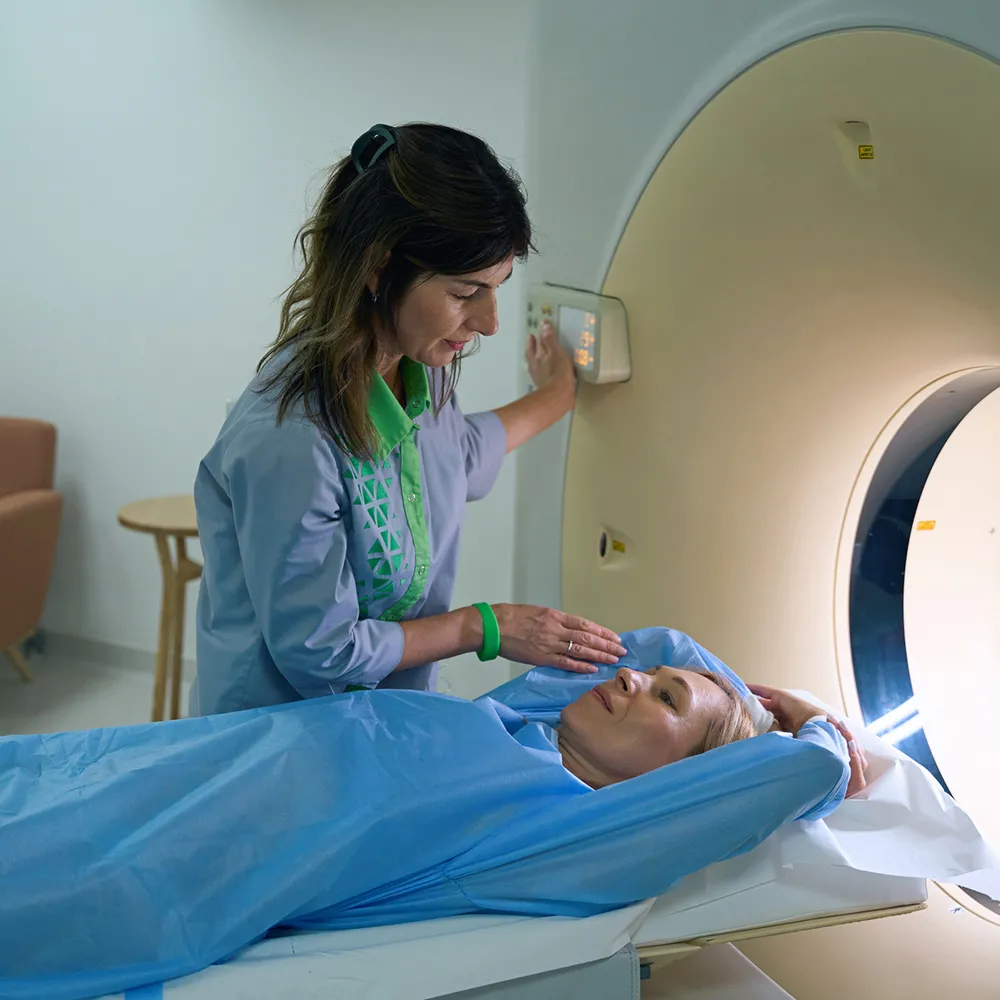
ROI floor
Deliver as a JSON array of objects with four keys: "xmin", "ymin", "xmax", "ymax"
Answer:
[{"xmin": 0, "ymin": 650, "xmax": 189, "ymax": 736}]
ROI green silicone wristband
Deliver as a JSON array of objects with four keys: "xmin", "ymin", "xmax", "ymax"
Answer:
[{"xmin": 473, "ymin": 602, "xmax": 501, "ymax": 662}]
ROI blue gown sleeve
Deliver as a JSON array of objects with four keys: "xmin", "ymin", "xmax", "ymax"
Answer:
[
  {"xmin": 791, "ymin": 717, "xmax": 850, "ymax": 817},
  {"xmin": 224, "ymin": 416, "xmax": 404, "ymax": 692},
  {"xmin": 445, "ymin": 728, "xmax": 851, "ymax": 917}
]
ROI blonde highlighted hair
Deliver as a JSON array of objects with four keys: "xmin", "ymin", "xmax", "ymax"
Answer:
[{"xmin": 688, "ymin": 670, "xmax": 758, "ymax": 755}]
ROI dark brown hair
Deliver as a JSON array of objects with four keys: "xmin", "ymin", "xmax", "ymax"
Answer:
[{"xmin": 257, "ymin": 122, "xmax": 534, "ymax": 460}]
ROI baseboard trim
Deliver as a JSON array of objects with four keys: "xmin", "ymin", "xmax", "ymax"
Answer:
[{"xmin": 41, "ymin": 631, "xmax": 197, "ymax": 682}]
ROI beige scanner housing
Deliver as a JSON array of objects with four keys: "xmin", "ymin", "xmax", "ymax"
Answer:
[{"xmin": 558, "ymin": 29, "xmax": 1000, "ymax": 1000}]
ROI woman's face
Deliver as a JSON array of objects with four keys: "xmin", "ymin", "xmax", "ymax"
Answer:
[
  {"xmin": 383, "ymin": 256, "xmax": 514, "ymax": 368},
  {"xmin": 558, "ymin": 666, "xmax": 730, "ymax": 788}
]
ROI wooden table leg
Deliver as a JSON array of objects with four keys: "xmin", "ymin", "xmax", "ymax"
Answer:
[
  {"xmin": 170, "ymin": 538, "xmax": 202, "ymax": 720},
  {"xmin": 170, "ymin": 566, "xmax": 186, "ymax": 721},
  {"xmin": 153, "ymin": 533, "xmax": 176, "ymax": 723},
  {"xmin": 5, "ymin": 646, "xmax": 33, "ymax": 682}
]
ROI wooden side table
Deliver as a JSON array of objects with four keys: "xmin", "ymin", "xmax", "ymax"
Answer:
[{"xmin": 118, "ymin": 495, "xmax": 201, "ymax": 722}]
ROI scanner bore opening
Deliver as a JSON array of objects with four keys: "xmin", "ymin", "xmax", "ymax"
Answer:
[{"xmin": 849, "ymin": 369, "xmax": 1000, "ymax": 917}]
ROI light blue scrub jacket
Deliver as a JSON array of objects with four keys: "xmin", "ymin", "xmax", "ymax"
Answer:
[{"xmin": 191, "ymin": 355, "xmax": 507, "ymax": 715}]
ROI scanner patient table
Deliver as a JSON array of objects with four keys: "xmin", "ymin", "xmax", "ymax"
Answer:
[
  {"xmin": 102, "ymin": 828, "xmax": 929, "ymax": 1000},
  {"xmin": 101, "ymin": 685, "xmax": 999, "ymax": 1000},
  {"xmin": 8, "ymin": 628, "xmax": 996, "ymax": 1000}
]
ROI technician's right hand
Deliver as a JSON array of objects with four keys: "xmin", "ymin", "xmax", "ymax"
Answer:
[
  {"xmin": 492, "ymin": 604, "xmax": 627, "ymax": 674},
  {"xmin": 528, "ymin": 321, "xmax": 576, "ymax": 398}
]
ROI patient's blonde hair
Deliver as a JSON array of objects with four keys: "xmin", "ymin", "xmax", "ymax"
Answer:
[{"xmin": 687, "ymin": 670, "xmax": 757, "ymax": 755}]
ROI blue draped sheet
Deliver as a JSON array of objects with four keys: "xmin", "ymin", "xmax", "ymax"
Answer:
[{"xmin": 0, "ymin": 628, "xmax": 849, "ymax": 1000}]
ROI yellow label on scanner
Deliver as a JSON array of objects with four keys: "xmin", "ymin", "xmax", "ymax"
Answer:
[
  {"xmin": 612, "ymin": 539, "xmax": 626, "ymax": 554},
  {"xmin": 917, "ymin": 520, "xmax": 936, "ymax": 531},
  {"xmin": 858, "ymin": 145, "xmax": 874, "ymax": 160}
]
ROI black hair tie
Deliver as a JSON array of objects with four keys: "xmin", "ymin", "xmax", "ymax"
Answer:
[{"xmin": 351, "ymin": 124, "xmax": 397, "ymax": 174}]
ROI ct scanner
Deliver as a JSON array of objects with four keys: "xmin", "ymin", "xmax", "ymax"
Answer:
[{"xmin": 519, "ymin": 22, "xmax": 1000, "ymax": 1000}]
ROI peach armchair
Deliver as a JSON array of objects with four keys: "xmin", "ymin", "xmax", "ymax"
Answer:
[{"xmin": 0, "ymin": 418, "xmax": 62, "ymax": 681}]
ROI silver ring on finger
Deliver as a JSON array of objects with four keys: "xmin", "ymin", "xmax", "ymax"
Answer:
[{"xmin": 567, "ymin": 640, "xmax": 574, "ymax": 654}]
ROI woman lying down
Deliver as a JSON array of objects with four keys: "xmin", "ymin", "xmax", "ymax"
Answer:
[{"xmin": 0, "ymin": 627, "xmax": 866, "ymax": 1000}]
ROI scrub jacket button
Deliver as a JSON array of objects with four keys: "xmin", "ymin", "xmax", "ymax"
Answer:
[{"xmin": 407, "ymin": 493, "xmax": 416, "ymax": 503}]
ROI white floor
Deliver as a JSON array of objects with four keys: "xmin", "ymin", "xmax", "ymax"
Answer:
[{"xmin": 0, "ymin": 651, "xmax": 190, "ymax": 736}]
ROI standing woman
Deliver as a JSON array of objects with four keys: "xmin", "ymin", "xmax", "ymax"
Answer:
[{"xmin": 191, "ymin": 123, "xmax": 626, "ymax": 715}]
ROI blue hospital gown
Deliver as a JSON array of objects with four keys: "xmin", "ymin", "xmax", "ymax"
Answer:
[
  {"xmin": 191, "ymin": 355, "xmax": 507, "ymax": 714},
  {"xmin": 0, "ymin": 629, "xmax": 850, "ymax": 1000}
]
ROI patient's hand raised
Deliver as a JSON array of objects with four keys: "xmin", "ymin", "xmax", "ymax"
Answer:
[
  {"xmin": 749, "ymin": 685, "xmax": 868, "ymax": 798},
  {"xmin": 827, "ymin": 716, "xmax": 869, "ymax": 798},
  {"xmin": 748, "ymin": 685, "xmax": 826, "ymax": 734}
]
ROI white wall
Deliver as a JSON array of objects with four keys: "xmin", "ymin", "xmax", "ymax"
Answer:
[{"xmin": 0, "ymin": 0, "xmax": 533, "ymax": 699}]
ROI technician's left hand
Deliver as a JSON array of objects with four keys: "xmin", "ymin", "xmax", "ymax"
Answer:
[
  {"xmin": 528, "ymin": 321, "xmax": 576, "ymax": 398},
  {"xmin": 491, "ymin": 603, "xmax": 627, "ymax": 673}
]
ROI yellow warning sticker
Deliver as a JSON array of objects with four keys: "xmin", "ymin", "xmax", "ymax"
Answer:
[
  {"xmin": 612, "ymin": 539, "xmax": 626, "ymax": 554},
  {"xmin": 917, "ymin": 520, "xmax": 936, "ymax": 531},
  {"xmin": 858, "ymin": 145, "xmax": 874, "ymax": 160}
]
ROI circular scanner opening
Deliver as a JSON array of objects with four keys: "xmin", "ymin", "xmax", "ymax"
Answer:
[{"xmin": 849, "ymin": 369, "xmax": 1000, "ymax": 916}]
